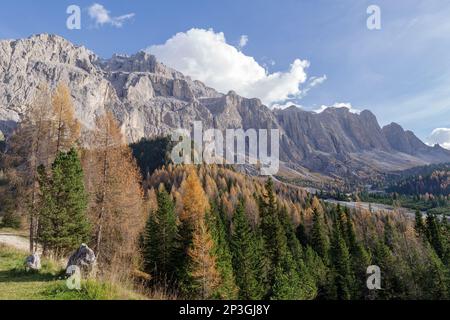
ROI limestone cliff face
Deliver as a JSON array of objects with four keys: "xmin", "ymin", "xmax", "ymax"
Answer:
[
  {"xmin": 1, "ymin": 34, "xmax": 449, "ymax": 179},
  {"xmin": 382, "ymin": 122, "xmax": 450, "ymax": 164},
  {"xmin": 0, "ymin": 34, "xmax": 114, "ymax": 132},
  {"xmin": 275, "ymin": 107, "xmax": 392, "ymax": 155}
]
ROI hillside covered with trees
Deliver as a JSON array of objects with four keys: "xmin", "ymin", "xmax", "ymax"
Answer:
[
  {"xmin": 387, "ymin": 168, "xmax": 450, "ymax": 196},
  {"xmin": 0, "ymin": 85, "xmax": 449, "ymax": 300},
  {"xmin": 141, "ymin": 164, "xmax": 450, "ymax": 299}
]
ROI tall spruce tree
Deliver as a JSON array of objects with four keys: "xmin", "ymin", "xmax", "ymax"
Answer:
[
  {"xmin": 279, "ymin": 206, "xmax": 317, "ymax": 299},
  {"xmin": 423, "ymin": 247, "xmax": 449, "ymax": 299},
  {"xmin": 38, "ymin": 148, "xmax": 89, "ymax": 256},
  {"xmin": 259, "ymin": 178, "xmax": 279, "ymax": 264},
  {"xmin": 311, "ymin": 207, "xmax": 330, "ymax": 264},
  {"xmin": 372, "ymin": 240, "xmax": 401, "ymax": 299},
  {"xmin": 143, "ymin": 187, "xmax": 179, "ymax": 281},
  {"xmin": 207, "ymin": 200, "xmax": 238, "ymax": 299},
  {"xmin": 231, "ymin": 201, "xmax": 265, "ymax": 300},
  {"xmin": 414, "ymin": 210, "xmax": 425, "ymax": 237},
  {"xmin": 258, "ymin": 181, "xmax": 311, "ymax": 300},
  {"xmin": 329, "ymin": 217, "xmax": 355, "ymax": 300},
  {"xmin": 426, "ymin": 213, "xmax": 446, "ymax": 259},
  {"xmin": 303, "ymin": 246, "xmax": 328, "ymax": 298},
  {"xmin": 343, "ymin": 209, "xmax": 371, "ymax": 298},
  {"xmin": 296, "ymin": 222, "xmax": 309, "ymax": 247}
]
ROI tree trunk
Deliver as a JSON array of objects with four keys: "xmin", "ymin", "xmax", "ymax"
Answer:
[{"xmin": 95, "ymin": 133, "xmax": 109, "ymax": 259}]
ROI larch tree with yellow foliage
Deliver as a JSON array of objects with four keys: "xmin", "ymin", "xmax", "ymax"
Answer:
[
  {"xmin": 82, "ymin": 112, "xmax": 144, "ymax": 276},
  {"xmin": 178, "ymin": 167, "xmax": 221, "ymax": 298},
  {"xmin": 187, "ymin": 218, "xmax": 221, "ymax": 299},
  {"xmin": 4, "ymin": 84, "xmax": 54, "ymax": 252},
  {"xmin": 51, "ymin": 84, "xmax": 80, "ymax": 154},
  {"xmin": 179, "ymin": 167, "xmax": 210, "ymax": 224}
]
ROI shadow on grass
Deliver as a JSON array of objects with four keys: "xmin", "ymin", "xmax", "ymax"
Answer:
[{"xmin": 0, "ymin": 268, "xmax": 65, "ymax": 283}]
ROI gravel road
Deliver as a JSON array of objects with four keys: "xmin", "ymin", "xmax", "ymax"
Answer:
[{"xmin": 0, "ymin": 233, "xmax": 31, "ymax": 252}]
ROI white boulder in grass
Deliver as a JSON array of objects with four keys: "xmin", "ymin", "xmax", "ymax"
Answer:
[
  {"xmin": 25, "ymin": 253, "xmax": 41, "ymax": 271},
  {"xmin": 66, "ymin": 243, "xmax": 96, "ymax": 276}
]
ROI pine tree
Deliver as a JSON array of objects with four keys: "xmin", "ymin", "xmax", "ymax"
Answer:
[
  {"xmin": 342, "ymin": 208, "xmax": 354, "ymax": 247},
  {"xmin": 423, "ymin": 247, "xmax": 449, "ymax": 299},
  {"xmin": 303, "ymin": 246, "xmax": 328, "ymax": 298},
  {"xmin": 207, "ymin": 200, "xmax": 238, "ymax": 299},
  {"xmin": 329, "ymin": 218, "xmax": 355, "ymax": 300},
  {"xmin": 143, "ymin": 187, "xmax": 179, "ymax": 281},
  {"xmin": 372, "ymin": 240, "xmax": 401, "ymax": 299},
  {"xmin": 38, "ymin": 148, "xmax": 90, "ymax": 257},
  {"xmin": 279, "ymin": 206, "xmax": 317, "ymax": 299},
  {"xmin": 231, "ymin": 201, "xmax": 265, "ymax": 300},
  {"xmin": 414, "ymin": 210, "xmax": 425, "ymax": 237},
  {"xmin": 296, "ymin": 222, "xmax": 309, "ymax": 247},
  {"xmin": 258, "ymin": 178, "xmax": 314, "ymax": 299},
  {"xmin": 259, "ymin": 178, "xmax": 279, "ymax": 263},
  {"xmin": 311, "ymin": 207, "xmax": 330, "ymax": 264},
  {"xmin": 425, "ymin": 213, "xmax": 446, "ymax": 259},
  {"xmin": 343, "ymin": 209, "xmax": 371, "ymax": 298},
  {"xmin": 441, "ymin": 217, "xmax": 450, "ymax": 267},
  {"xmin": 271, "ymin": 262, "xmax": 302, "ymax": 300}
]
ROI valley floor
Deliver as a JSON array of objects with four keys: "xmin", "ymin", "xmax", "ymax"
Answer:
[
  {"xmin": 324, "ymin": 199, "xmax": 417, "ymax": 218},
  {"xmin": 324, "ymin": 199, "xmax": 450, "ymax": 221}
]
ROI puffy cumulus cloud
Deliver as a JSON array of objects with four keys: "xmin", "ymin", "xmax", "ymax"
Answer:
[
  {"xmin": 314, "ymin": 102, "xmax": 361, "ymax": 114},
  {"xmin": 427, "ymin": 128, "xmax": 450, "ymax": 149},
  {"xmin": 146, "ymin": 28, "xmax": 315, "ymax": 107},
  {"xmin": 88, "ymin": 3, "xmax": 135, "ymax": 28}
]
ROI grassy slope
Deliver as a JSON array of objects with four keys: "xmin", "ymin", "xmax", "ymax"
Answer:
[{"xmin": 0, "ymin": 244, "xmax": 146, "ymax": 300}]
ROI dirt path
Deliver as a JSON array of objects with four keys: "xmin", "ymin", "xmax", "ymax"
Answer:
[{"xmin": 0, "ymin": 234, "xmax": 31, "ymax": 252}]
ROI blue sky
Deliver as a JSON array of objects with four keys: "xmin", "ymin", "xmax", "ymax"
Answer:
[{"xmin": 1, "ymin": 0, "xmax": 450, "ymax": 145}]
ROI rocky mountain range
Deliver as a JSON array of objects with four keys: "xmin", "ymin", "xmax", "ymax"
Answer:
[{"xmin": 1, "ymin": 34, "xmax": 449, "ymax": 182}]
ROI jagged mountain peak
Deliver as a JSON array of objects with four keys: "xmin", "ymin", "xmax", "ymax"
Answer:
[
  {"xmin": 1, "ymin": 34, "xmax": 449, "ymax": 180},
  {"xmin": 99, "ymin": 51, "xmax": 182, "ymax": 78},
  {"xmin": 4, "ymin": 33, "xmax": 97, "ymax": 61}
]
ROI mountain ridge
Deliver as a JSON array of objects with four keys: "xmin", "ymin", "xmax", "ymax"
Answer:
[{"xmin": 1, "ymin": 34, "xmax": 449, "ymax": 181}]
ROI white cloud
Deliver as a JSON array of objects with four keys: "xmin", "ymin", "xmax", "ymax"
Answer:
[
  {"xmin": 88, "ymin": 3, "xmax": 135, "ymax": 28},
  {"xmin": 314, "ymin": 102, "xmax": 361, "ymax": 114},
  {"xmin": 272, "ymin": 102, "xmax": 302, "ymax": 110},
  {"xmin": 146, "ymin": 28, "xmax": 316, "ymax": 107},
  {"xmin": 308, "ymin": 75, "xmax": 327, "ymax": 88},
  {"xmin": 298, "ymin": 75, "xmax": 327, "ymax": 99},
  {"xmin": 238, "ymin": 35, "xmax": 248, "ymax": 49},
  {"xmin": 427, "ymin": 128, "xmax": 450, "ymax": 149}
]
